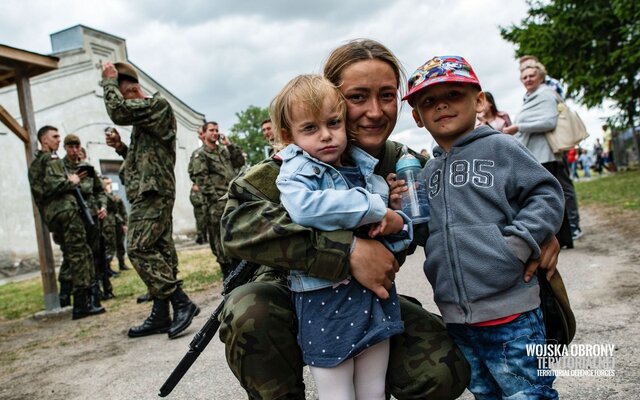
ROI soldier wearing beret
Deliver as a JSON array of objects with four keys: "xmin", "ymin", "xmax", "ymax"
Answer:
[
  {"xmin": 28, "ymin": 125, "xmax": 105, "ymax": 319},
  {"xmin": 101, "ymin": 61, "xmax": 199, "ymax": 339},
  {"xmin": 188, "ymin": 121, "xmax": 245, "ymax": 278}
]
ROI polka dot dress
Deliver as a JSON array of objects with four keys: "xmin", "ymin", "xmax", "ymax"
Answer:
[{"xmin": 294, "ymin": 279, "xmax": 404, "ymax": 368}]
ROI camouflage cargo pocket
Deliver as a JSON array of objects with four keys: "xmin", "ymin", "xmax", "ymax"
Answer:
[{"xmin": 127, "ymin": 193, "xmax": 170, "ymax": 251}]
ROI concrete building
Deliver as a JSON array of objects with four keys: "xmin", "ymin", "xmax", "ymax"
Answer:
[{"xmin": 0, "ymin": 25, "xmax": 205, "ymax": 273}]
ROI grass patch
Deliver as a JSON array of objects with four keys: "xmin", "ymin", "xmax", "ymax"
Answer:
[
  {"xmin": 0, "ymin": 280, "xmax": 44, "ymax": 320},
  {"xmin": 0, "ymin": 247, "xmax": 222, "ymax": 321},
  {"xmin": 575, "ymin": 170, "xmax": 640, "ymax": 210}
]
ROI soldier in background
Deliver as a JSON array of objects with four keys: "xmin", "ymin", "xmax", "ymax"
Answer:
[
  {"xmin": 189, "ymin": 121, "xmax": 245, "ymax": 278},
  {"xmin": 188, "ymin": 127, "xmax": 208, "ymax": 245},
  {"xmin": 102, "ymin": 61, "xmax": 199, "ymax": 339},
  {"xmin": 113, "ymin": 188, "xmax": 130, "ymax": 271},
  {"xmin": 28, "ymin": 125, "xmax": 105, "ymax": 319},
  {"xmin": 261, "ymin": 118, "xmax": 278, "ymax": 156},
  {"xmin": 62, "ymin": 135, "xmax": 114, "ymax": 302},
  {"xmin": 101, "ymin": 176, "xmax": 130, "ymax": 272},
  {"xmin": 101, "ymin": 176, "xmax": 118, "ymax": 265}
]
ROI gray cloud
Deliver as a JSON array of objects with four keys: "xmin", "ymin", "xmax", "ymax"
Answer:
[
  {"xmin": 129, "ymin": 0, "xmax": 392, "ymax": 26},
  {"xmin": 0, "ymin": 0, "xmax": 610, "ymax": 151}
]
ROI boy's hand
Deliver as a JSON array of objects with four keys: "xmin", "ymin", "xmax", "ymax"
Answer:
[
  {"xmin": 369, "ymin": 209, "xmax": 404, "ymax": 237},
  {"xmin": 386, "ymin": 173, "xmax": 406, "ymax": 210},
  {"xmin": 524, "ymin": 236, "xmax": 559, "ymax": 282}
]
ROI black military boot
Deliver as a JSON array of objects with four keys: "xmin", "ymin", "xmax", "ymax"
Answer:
[
  {"xmin": 195, "ymin": 235, "xmax": 203, "ymax": 245},
  {"xmin": 127, "ymin": 298, "xmax": 172, "ymax": 338},
  {"xmin": 118, "ymin": 256, "xmax": 130, "ymax": 271},
  {"xmin": 102, "ymin": 274, "xmax": 115, "ymax": 300},
  {"xmin": 136, "ymin": 292, "xmax": 152, "ymax": 303},
  {"xmin": 91, "ymin": 282, "xmax": 104, "ymax": 309},
  {"xmin": 72, "ymin": 289, "xmax": 106, "ymax": 320},
  {"xmin": 59, "ymin": 280, "xmax": 73, "ymax": 308},
  {"xmin": 167, "ymin": 287, "xmax": 200, "ymax": 339},
  {"xmin": 106, "ymin": 266, "xmax": 120, "ymax": 277}
]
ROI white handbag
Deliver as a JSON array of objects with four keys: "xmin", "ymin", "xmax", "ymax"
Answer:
[{"xmin": 545, "ymin": 94, "xmax": 589, "ymax": 153}]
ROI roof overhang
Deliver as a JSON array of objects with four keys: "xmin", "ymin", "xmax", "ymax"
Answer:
[{"xmin": 0, "ymin": 44, "xmax": 59, "ymax": 89}]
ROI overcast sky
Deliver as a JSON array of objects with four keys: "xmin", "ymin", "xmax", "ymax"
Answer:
[{"xmin": 1, "ymin": 0, "xmax": 613, "ymax": 152}]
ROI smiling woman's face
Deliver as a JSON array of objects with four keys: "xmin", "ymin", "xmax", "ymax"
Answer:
[{"xmin": 339, "ymin": 59, "xmax": 399, "ymax": 157}]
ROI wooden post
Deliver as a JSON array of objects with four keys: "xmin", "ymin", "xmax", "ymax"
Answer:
[{"xmin": 16, "ymin": 70, "xmax": 60, "ymax": 311}]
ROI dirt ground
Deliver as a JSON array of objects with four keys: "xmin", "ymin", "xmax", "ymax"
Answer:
[{"xmin": 0, "ymin": 204, "xmax": 639, "ymax": 400}]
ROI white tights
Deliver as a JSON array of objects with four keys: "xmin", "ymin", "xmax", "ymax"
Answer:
[{"xmin": 309, "ymin": 339, "xmax": 390, "ymax": 400}]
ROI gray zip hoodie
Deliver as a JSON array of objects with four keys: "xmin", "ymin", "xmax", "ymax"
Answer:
[{"xmin": 422, "ymin": 125, "xmax": 564, "ymax": 324}]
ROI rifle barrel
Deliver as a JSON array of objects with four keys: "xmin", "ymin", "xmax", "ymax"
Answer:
[
  {"xmin": 157, "ymin": 260, "xmax": 256, "ymax": 397},
  {"xmin": 158, "ymin": 301, "xmax": 224, "ymax": 397}
]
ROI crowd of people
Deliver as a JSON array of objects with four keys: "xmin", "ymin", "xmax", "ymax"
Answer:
[{"xmin": 28, "ymin": 38, "xmax": 604, "ymax": 398}]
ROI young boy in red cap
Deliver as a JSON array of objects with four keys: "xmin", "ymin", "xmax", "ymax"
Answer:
[{"xmin": 401, "ymin": 56, "xmax": 563, "ymax": 398}]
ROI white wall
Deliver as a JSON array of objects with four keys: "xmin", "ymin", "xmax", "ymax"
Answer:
[{"xmin": 0, "ymin": 26, "xmax": 205, "ymax": 263}]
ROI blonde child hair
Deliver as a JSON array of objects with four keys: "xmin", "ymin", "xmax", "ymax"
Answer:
[{"xmin": 269, "ymin": 74, "xmax": 351, "ymax": 150}]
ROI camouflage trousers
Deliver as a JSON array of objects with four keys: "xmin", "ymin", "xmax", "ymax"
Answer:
[
  {"xmin": 218, "ymin": 269, "xmax": 470, "ymax": 400},
  {"xmin": 115, "ymin": 221, "xmax": 127, "ymax": 263},
  {"xmin": 103, "ymin": 221, "xmax": 117, "ymax": 259},
  {"xmin": 194, "ymin": 203, "xmax": 208, "ymax": 240},
  {"xmin": 205, "ymin": 197, "xmax": 232, "ymax": 274},
  {"xmin": 48, "ymin": 209, "xmax": 94, "ymax": 291},
  {"xmin": 62, "ymin": 217, "xmax": 107, "ymax": 281},
  {"xmin": 191, "ymin": 190, "xmax": 208, "ymax": 240},
  {"xmin": 127, "ymin": 193, "xmax": 180, "ymax": 299}
]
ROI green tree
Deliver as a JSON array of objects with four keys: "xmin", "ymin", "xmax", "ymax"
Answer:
[
  {"xmin": 228, "ymin": 105, "xmax": 271, "ymax": 165},
  {"xmin": 500, "ymin": 0, "xmax": 640, "ymax": 129}
]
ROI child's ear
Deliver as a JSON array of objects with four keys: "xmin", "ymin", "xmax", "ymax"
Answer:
[
  {"xmin": 476, "ymin": 91, "xmax": 487, "ymax": 113},
  {"xmin": 412, "ymin": 109, "xmax": 425, "ymax": 128}
]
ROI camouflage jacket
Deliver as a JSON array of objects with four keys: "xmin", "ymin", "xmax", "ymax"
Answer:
[
  {"xmin": 221, "ymin": 140, "xmax": 425, "ymax": 281},
  {"xmin": 102, "ymin": 78, "xmax": 177, "ymax": 202},
  {"xmin": 62, "ymin": 156, "xmax": 107, "ymax": 215},
  {"xmin": 188, "ymin": 146, "xmax": 206, "ymax": 207},
  {"xmin": 189, "ymin": 143, "xmax": 245, "ymax": 201},
  {"xmin": 28, "ymin": 151, "xmax": 78, "ymax": 224}
]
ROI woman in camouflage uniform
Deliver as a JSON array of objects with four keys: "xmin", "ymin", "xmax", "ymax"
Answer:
[{"xmin": 219, "ymin": 39, "xmax": 469, "ymax": 400}]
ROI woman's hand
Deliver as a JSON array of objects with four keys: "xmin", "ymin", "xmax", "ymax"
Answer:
[{"xmin": 349, "ymin": 238, "xmax": 399, "ymax": 299}]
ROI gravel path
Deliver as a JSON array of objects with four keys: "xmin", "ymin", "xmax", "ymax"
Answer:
[{"xmin": 0, "ymin": 205, "xmax": 638, "ymax": 399}]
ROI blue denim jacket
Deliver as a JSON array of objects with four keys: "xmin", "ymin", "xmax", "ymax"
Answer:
[{"xmin": 276, "ymin": 144, "xmax": 413, "ymax": 292}]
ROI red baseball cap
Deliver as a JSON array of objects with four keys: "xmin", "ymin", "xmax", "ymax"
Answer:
[{"xmin": 403, "ymin": 56, "xmax": 481, "ymax": 106}]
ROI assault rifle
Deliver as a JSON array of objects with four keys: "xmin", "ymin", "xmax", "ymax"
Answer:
[
  {"xmin": 73, "ymin": 188, "xmax": 95, "ymax": 226},
  {"xmin": 158, "ymin": 259, "xmax": 259, "ymax": 397}
]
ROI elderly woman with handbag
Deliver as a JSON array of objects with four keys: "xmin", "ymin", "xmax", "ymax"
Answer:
[{"xmin": 503, "ymin": 59, "xmax": 580, "ymax": 247}]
